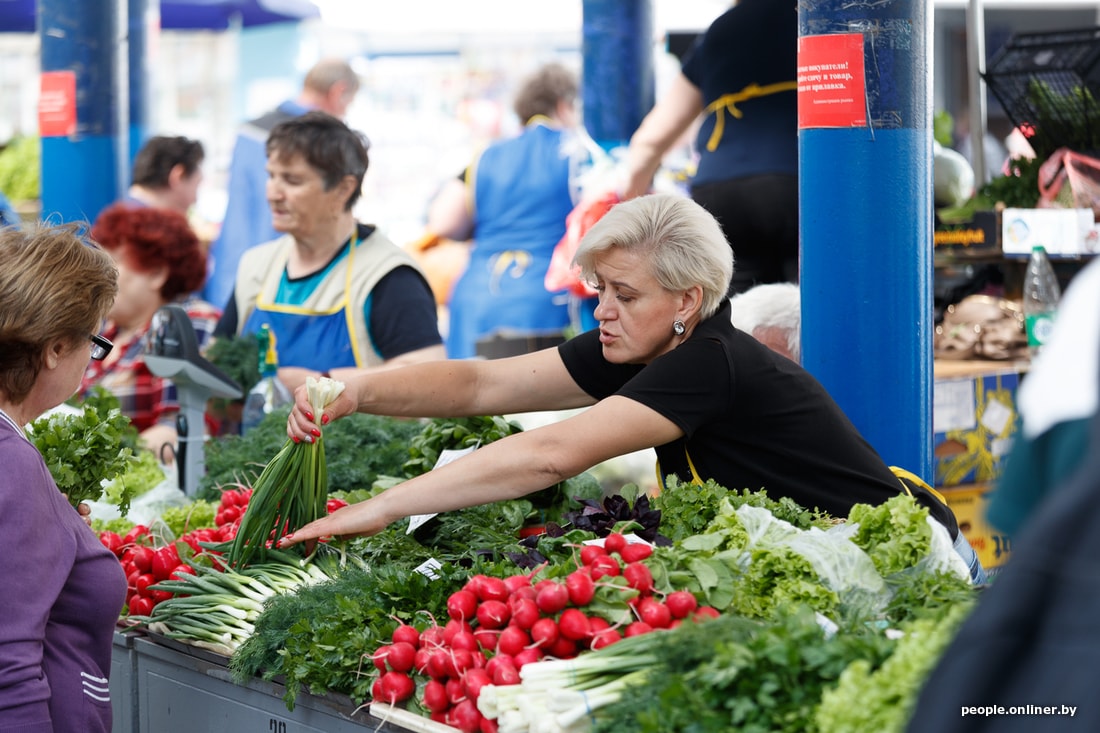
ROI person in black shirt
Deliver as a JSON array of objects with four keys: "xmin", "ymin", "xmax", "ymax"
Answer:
[{"xmin": 276, "ymin": 193, "xmax": 982, "ymax": 582}]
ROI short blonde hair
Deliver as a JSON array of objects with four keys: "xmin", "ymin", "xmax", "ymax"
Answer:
[
  {"xmin": 0, "ymin": 224, "xmax": 117, "ymax": 404},
  {"xmin": 574, "ymin": 194, "xmax": 733, "ymax": 318}
]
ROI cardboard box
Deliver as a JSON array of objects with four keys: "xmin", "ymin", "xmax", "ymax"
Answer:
[
  {"xmin": 934, "ymin": 210, "xmax": 1000, "ymax": 255},
  {"xmin": 933, "ymin": 361, "xmax": 1024, "ymax": 488},
  {"xmin": 1001, "ymin": 207, "xmax": 1099, "ymax": 256},
  {"xmin": 940, "ymin": 482, "xmax": 1012, "ymax": 574}
]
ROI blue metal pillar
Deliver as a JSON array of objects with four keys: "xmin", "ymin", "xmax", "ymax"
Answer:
[
  {"xmin": 39, "ymin": 0, "xmax": 123, "ymax": 224},
  {"xmin": 128, "ymin": 0, "xmax": 152, "ymax": 168},
  {"xmin": 798, "ymin": 1, "xmax": 934, "ymax": 478},
  {"xmin": 581, "ymin": 0, "xmax": 654, "ymax": 152}
]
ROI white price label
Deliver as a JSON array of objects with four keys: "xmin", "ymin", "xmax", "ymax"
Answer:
[{"xmin": 406, "ymin": 446, "xmax": 478, "ymax": 534}]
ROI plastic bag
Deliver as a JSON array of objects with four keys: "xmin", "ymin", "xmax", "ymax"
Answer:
[
  {"xmin": 1037, "ymin": 147, "xmax": 1100, "ymax": 218},
  {"xmin": 86, "ymin": 462, "xmax": 188, "ymax": 527},
  {"xmin": 781, "ymin": 523, "xmax": 891, "ymax": 615},
  {"xmin": 544, "ymin": 190, "xmax": 620, "ymax": 297}
]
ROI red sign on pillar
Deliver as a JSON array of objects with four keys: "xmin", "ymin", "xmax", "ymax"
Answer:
[
  {"xmin": 797, "ymin": 33, "xmax": 867, "ymax": 129},
  {"xmin": 39, "ymin": 71, "xmax": 77, "ymax": 137}
]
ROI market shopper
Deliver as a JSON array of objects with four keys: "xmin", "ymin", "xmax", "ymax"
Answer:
[
  {"xmin": 203, "ymin": 58, "xmax": 361, "ymax": 309},
  {"xmin": 729, "ymin": 281, "xmax": 801, "ymax": 363},
  {"xmin": 278, "ymin": 193, "xmax": 983, "ymax": 583},
  {"xmin": 81, "ymin": 202, "xmax": 221, "ymax": 459},
  {"xmin": 123, "ymin": 135, "xmax": 205, "ymax": 215},
  {"xmin": 213, "ymin": 111, "xmax": 445, "ymax": 392},
  {"xmin": 427, "ymin": 62, "xmax": 594, "ymax": 359},
  {"xmin": 0, "ymin": 224, "xmax": 126, "ymax": 732},
  {"xmin": 620, "ymin": 0, "xmax": 799, "ymax": 296}
]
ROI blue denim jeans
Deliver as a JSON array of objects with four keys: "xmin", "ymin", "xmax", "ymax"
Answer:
[{"xmin": 953, "ymin": 530, "xmax": 988, "ymax": 585}]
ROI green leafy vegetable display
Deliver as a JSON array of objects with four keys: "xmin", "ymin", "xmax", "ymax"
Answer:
[
  {"xmin": 29, "ymin": 403, "xmax": 137, "ymax": 515},
  {"xmin": 847, "ymin": 493, "xmax": 933, "ymax": 577}
]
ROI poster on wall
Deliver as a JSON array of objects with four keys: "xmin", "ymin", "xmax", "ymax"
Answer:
[{"xmin": 38, "ymin": 71, "xmax": 77, "ymax": 137}]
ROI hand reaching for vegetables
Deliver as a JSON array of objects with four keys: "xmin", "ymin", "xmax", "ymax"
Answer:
[
  {"xmin": 276, "ymin": 496, "xmax": 391, "ymax": 551},
  {"xmin": 286, "ymin": 377, "xmax": 357, "ymax": 443}
]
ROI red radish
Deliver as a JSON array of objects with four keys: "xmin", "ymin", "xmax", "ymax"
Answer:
[
  {"xmin": 535, "ymin": 582, "xmax": 569, "ymax": 614},
  {"xmin": 477, "ymin": 576, "xmax": 510, "ymax": 603},
  {"xmin": 134, "ymin": 573, "xmax": 157, "ymax": 597},
  {"xmin": 547, "ymin": 636, "xmax": 578, "ymax": 659},
  {"xmin": 623, "ymin": 562, "xmax": 654, "ymax": 594},
  {"xmin": 130, "ymin": 546, "xmax": 154, "ymax": 573},
  {"xmin": 509, "ymin": 585, "xmax": 537, "ymax": 603},
  {"xmin": 579, "ymin": 544, "xmax": 608, "ymax": 566},
  {"xmin": 427, "ymin": 650, "xmax": 453, "ymax": 680},
  {"xmin": 375, "ymin": 671, "xmax": 415, "ymax": 704},
  {"xmin": 503, "ymin": 573, "xmax": 532, "ymax": 593},
  {"xmin": 558, "ymin": 609, "xmax": 591, "ymax": 641},
  {"xmin": 392, "ymin": 623, "xmax": 420, "ymax": 647},
  {"xmin": 150, "ymin": 545, "xmax": 180, "ymax": 581},
  {"xmin": 530, "ymin": 617, "xmax": 559, "ymax": 649},
  {"xmin": 481, "ymin": 717, "xmax": 499, "ymax": 733},
  {"xmin": 590, "ymin": 627, "xmax": 620, "ymax": 650},
  {"xmin": 476, "ymin": 600, "xmax": 511, "ymax": 629},
  {"xmin": 443, "ymin": 619, "xmax": 474, "ymax": 643},
  {"xmin": 422, "ymin": 679, "xmax": 450, "ymax": 713},
  {"xmin": 413, "ymin": 648, "xmax": 433, "ymax": 675},
  {"xmin": 451, "ymin": 629, "xmax": 480, "ymax": 652},
  {"xmin": 128, "ymin": 596, "xmax": 154, "ymax": 617},
  {"xmin": 372, "ymin": 644, "xmax": 392, "ymax": 672},
  {"xmin": 588, "ymin": 616, "xmax": 611, "ymax": 634},
  {"xmin": 463, "ymin": 667, "xmax": 493, "ymax": 702},
  {"xmin": 170, "ymin": 564, "xmax": 194, "ymax": 581},
  {"xmin": 496, "ymin": 625, "xmax": 529, "ymax": 657},
  {"xmin": 603, "ymin": 532, "xmax": 628, "ymax": 554},
  {"xmin": 446, "ymin": 677, "xmax": 466, "ymax": 704},
  {"xmin": 625, "ymin": 621, "xmax": 654, "ymax": 637},
  {"xmin": 447, "ymin": 590, "xmax": 478, "ymax": 621},
  {"xmin": 451, "ymin": 648, "xmax": 477, "ymax": 676},
  {"xmin": 326, "ymin": 497, "xmax": 348, "ymax": 513},
  {"xmin": 486, "ymin": 655, "xmax": 520, "ymax": 685},
  {"xmin": 450, "ymin": 699, "xmax": 483, "ymax": 733},
  {"xmin": 666, "ymin": 591, "xmax": 699, "ymax": 619},
  {"xmin": 589, "ymin": 554, "xmax": 621, "ymax": 580},
  {"xmin": 619, "ymin": 542, "xmax": 654, "ymax": 563},
  {"xmin": 464, "ymin": 574, "xmax": 488, "ymax": 596},
  {"xmin": 508, "ymin": 597, "xmax": 540, "ymax": 630},
  {"xmin": 564, "ymin": 570, "xmax": 595, "ymax": 606},
  {"xmin": 638, "ymin": 598, "xmax": 672, "ymax": 629},
  {"xmin": 420, "ymin": 625, "xmax": 446, "ymax": 649},
  {"xmin": 512, "ymin": 647, "xmax": 544, "ymax": 668},
  {"xmin": 384, "ymin": 641, "xmax": 417, "ymax": 673},
  {"xmin": 473, "ymin": 627, "xmax": 501, "ymax": 651},
  {"xmin": 693, "ymin": 605, "xmax": 721, "ymax": 621}
]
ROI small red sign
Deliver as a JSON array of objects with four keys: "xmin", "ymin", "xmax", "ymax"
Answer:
[
  {"xmin": 39, "ymin": 70, "xmax": 77, "ymax": 138},
  {"xmin": 797, "ymin": 33, "xmax": 867, "ymax": 129}
]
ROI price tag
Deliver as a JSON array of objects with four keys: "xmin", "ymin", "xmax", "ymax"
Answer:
[
  {"xmin": 414, "ymin": 557, "xmax": 443, "ymax": 580},
  {"xmin": 406, "ymin": 445, "xmax": 478, "ymax": 534}
]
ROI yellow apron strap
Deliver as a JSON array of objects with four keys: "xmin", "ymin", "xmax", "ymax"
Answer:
[
  {"xmin": 890, "ymin": 465, "xmax": 948, "ymax": 505},
  {"xmin": 655, "ymin": 447, "xmax": 705, "ymax": 494},
  {"xmin": 703, "ymin": 81, "xmax": 799, "ymax": 152}
]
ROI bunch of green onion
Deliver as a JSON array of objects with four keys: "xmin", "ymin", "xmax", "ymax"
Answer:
[
  {"xmin": 137, "ymin": 554, "xmax": 334, "ymax": 656},
  {"xmin": 227, "ymin": 376, "xmax": 345, "ymax": 568},
  {"xmin": 478, "ymin": 635, "xmax": 659, "ymax": 733}
]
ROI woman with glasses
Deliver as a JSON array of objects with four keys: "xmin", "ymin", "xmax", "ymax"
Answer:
[
  {"xmin": 80, "ymin": 202, "xmax": 221, "ymax": 459},
  {"xmin": 0, "ymin": 224, "xmax": 125, "ymax": 732}
]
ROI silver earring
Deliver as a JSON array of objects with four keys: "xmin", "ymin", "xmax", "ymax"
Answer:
[{"xmin": 673, "ymin": 320, "xmax": 686, "ymax": 336}]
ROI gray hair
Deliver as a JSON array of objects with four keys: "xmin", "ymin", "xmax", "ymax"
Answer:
[
  {"xmin": 729, "ymin": 282, "xmax": 801, "ymax": 361},
  {"xmin": 574, "ymin": 193, "xmax": 733, "ymax": 318}
]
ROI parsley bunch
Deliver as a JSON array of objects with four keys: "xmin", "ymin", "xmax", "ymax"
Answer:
[{"xmin": 29, "ymin": 402, "xmax": 137, "ymax": 514}]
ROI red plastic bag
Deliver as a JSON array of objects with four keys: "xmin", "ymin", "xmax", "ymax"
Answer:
[
  {"xmin": 545, "ymin": 191, "xmax": 621, "ymax": 297},
  {"xmin": 1037, "ymin": 147, "xmax": 1100, "ymax": 218}
]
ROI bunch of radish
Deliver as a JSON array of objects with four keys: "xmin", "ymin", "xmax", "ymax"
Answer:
[{"xmin": 367, "ymin": 532, "xmax": 717, "ymax": 732}]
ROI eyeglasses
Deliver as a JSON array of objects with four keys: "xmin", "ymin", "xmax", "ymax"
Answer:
[{"xmin": 89, "ymin": 333, "xmax": 113, "ymax": 361}]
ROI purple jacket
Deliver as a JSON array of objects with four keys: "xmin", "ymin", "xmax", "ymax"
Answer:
[{"xmin": 0, "ymin": 417, "xmax": 127, "ymax": 732}]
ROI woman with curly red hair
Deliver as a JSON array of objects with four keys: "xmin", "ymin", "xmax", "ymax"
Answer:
[{"xmin": 81, "ymin": 203, "xmax": 220, "ymax": 459}]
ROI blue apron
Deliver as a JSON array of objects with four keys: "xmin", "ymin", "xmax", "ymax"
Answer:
[{"xmin": 241, "ymin": 233, "xmax": 366, "ymax": 370}]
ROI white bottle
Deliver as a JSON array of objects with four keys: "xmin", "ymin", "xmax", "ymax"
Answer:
[
  {"xmin": 241, "ymin": 325, "xmax": 292, "ymax": 434},
  {"xmin": 1021, "ymin": 245, "xmax": 1061, "ymax": 358}
]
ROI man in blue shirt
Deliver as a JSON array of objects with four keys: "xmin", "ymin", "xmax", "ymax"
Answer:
[{"xmin": 202, "ymin": 58, "xmax": 361, "ymax": 309}]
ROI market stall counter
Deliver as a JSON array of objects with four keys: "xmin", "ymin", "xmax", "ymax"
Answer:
[{"xmin": 110, "ymin": 632, "xmax": 451, "ymax": 733}]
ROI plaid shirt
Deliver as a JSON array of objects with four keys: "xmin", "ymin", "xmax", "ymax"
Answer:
[{"xmin": 81, "ymin": 298, "xmax": 220, "ymax": 433}]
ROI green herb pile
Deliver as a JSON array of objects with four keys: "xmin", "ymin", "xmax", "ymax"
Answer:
[{"xmin": 28, "ymin": 402, "xmax": 138, "ymax": 515}]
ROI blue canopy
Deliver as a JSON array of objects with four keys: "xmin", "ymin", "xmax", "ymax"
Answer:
[{"xmin": 0, "ymin": 0, "xmax": 319, "ymax": 33}]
